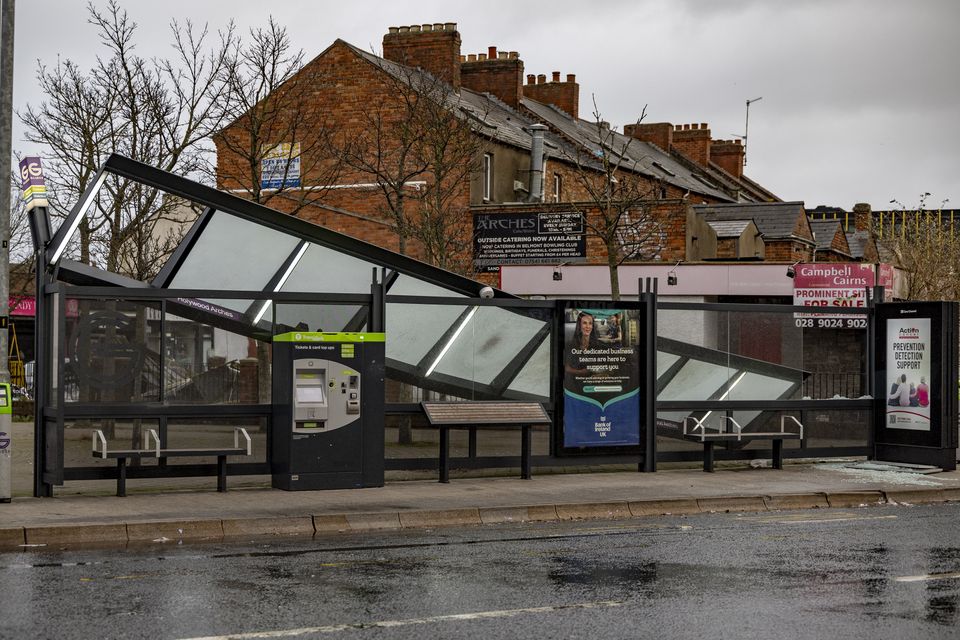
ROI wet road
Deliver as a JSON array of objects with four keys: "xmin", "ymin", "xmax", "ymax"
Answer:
[{"xmin": 1, "ymin": 503, "xmax": 959, "ymax": 639}]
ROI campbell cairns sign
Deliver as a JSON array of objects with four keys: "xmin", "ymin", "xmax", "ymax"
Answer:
[
  {"xmin": 473, "ymin": 212, "xmax": 586, "ymax": 272},
  {"xmin": 793, "ymin": 263, "xmax": 894, "ymax": 316}
]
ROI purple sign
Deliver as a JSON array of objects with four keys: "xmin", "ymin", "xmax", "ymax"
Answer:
[{"xmin": 19, "ymin": 156, "xmax": 48, "ymax": 208}]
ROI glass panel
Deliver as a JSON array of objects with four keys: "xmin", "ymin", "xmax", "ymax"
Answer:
[
  {"xmin": 165, "ymin": 303, "xmax": 271, "ymax": 404},
  {"xmin": 65, "ymin": 417, "xmax": 160, "ymax": 473},
  {"xmin": 658, "ymin": 359, "xmax": 730, "ymax": 402},
  {"xmin": 275, "ymin": 303, "xmax": 365, "ymax": 333},
  {"xmin": 657, "ymin": 351, "xmax": 681, "ymax": 377},
  {"xmin": 281, "ymin": 243, "xmax": 380, "ymax": 294},
  {"xmin": 386, "ymin": 302, "xmax": 464, "ymax": 366},
  {"xmin": 506, "ymin": 338, "xmax": 551, "ymax": 399},
  {"xmin": 431, "ymin": 307, "xmax": 546, "ymax": 386},
  {"xmin": 388, "ymin": 274, "xmax": 467, "ymax": 297},
  {"xmin": 165, "ymin": 417, "xmax": 268, "ymax": 466},
  {"xmin": 64, "ymin": 299, "xmax": 162, "ymax": 403},
  {"xmin": 169, "ymin": 211, "xmax": 300, "ymax": 300},
  {"xmin": 727, "ymin": 371, "xmax": 797, "ymax": 402}
]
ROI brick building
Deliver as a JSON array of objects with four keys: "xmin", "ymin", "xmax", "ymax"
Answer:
[{"xmin": 214, "ymin": 22, "xmax": 817, "ymax": 283}]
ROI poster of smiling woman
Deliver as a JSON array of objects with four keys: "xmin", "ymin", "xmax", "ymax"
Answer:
[{"xmin": 562, "ymin": 307, "xmax": 641, "ymax": 447}]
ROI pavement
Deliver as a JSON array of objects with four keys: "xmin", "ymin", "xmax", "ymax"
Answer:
[{"xmin": 3, "ymin": 461, "xmax": 960, "ymax": 552}]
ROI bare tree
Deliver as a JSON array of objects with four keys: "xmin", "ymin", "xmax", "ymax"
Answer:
[
  {"xmin": 20, "ymin": 1, "xmax": 234, "ymax": 280},
  {"xmin": 875, "ymin": 194, "xmax": 959, "ymax": 300},
  {"xmin": 339, "ymin": 60, "xmax": 485, "ymax": 266},
  {"xmin": 410, "ymin": 89, "xmax": 483, "ymax": 273},
  {"xmin": 561, "ymin": 99, "xmax": 665, "ymax": 300},
  {"xmin": 213, "ymin": 17, "xmax": 341, "ymax": 212}
]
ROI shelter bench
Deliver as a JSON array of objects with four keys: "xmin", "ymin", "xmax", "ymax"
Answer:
[
  {"xmin": 421, "ymin": 401, "xmax": 551, "ymax": 483},
  {"xmin": 682, "ymin": 415, "xmax": 803, "ymax": 473},
  {"xmin": 92, "ymin": 427, "xmax": 252, "ymax": 497}
]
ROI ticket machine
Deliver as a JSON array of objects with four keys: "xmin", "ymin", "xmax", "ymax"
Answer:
[{"xmin": 272, "ymin": 332, "xmax": 385, "ymax": 490}]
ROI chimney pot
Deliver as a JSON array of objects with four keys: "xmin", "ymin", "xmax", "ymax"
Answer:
[
  {"xmin": 498, "ymin": 51, "xmax": 508, "ymax": 60},
  {"xmin": 433, "ymin": 23, "xmax": 444, "ymax": 31},
  {"xmin": 445, "ymin": 22, "xmax": 456, "ymax": 31},
  {"xmin": 566, "ymin": 73, "xmax": 575, "ymax": 83},
  {"xmin": 468, "ymin": 53, "xmax": 477, "ymax": 62},
  {"xmin": 420, "ymin": 24, "xmax": 431, "ymax": 32},
  {"xmin": 398, "ymin": 26, "xmax": 409, "ymax": 33},
  {"xmin": 527, "ymin": 74, "xmax": 535, "ymax": 84},
  {"xmin": 683, "ymin": 124, "xmax": 690, "ymax": 130},
  {"xmin": 488, "ymin": 46, "xmax": 497, "ymax": 59},
  {"xmin": 388, "ymin": 26, "xmax": 399, "ymax": 34},
  {"xmin": 410, "ymin": 25, "xmax": 421, "ymax": 32},
  {"xmin": 478, "ymin": 53, "xmax": 487, "ymax": 61},
  {"xmin": 459, "ymin": 55, "xmax": 466, "ymax": 63},
  {"xmin": 552, "ymin": 71, "xmax": 560, "ymax": 82},
  {"xmin": 509, "ymin": 51, "xmax": 519, "ymax": 59},
  {"xmin": 701, "ymin": 123, "xmax": 708, "ymax": 129},
  {"xmin": 537, "ymin": 74, "xmax": 546, "ymax": 84},
  {"xmin": 692, "ymin": 123, "xmax": 699, "ymax": 130}
]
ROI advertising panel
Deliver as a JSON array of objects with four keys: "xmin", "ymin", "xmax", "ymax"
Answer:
[
  {"xmin": 473, "ymin": 212, "xmax": 586, "ymax": 272},
  {"xmin": 261, "ymin": 142, "xmax": 301, "ymax": 190},
  {"xmin": 561, "ymin": 306, "xmax": 641, "ymax": 447},
  {"xmin": 884, "ymin": 317, "xmax": 932, "ymax": 431}
]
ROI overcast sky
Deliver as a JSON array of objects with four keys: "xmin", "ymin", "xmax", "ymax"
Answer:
[{"xmin": 10, "ymin": 0, "xmax": 959, "ymax": 211}]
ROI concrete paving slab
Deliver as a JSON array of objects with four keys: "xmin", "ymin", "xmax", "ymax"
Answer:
[
  {"xmin": 826, "ymin": 491, "xmax": 886, "ymax": 508},
  {"xmin": 763, "ymin": 493, "xmax": 829, "ymax": 511},
  {"xmin": 478, "ymin": 505, "xmax": 559, "ymax": 524},
  {"xmin": 0, "ymin": 527, "xmax": 25, "ymax": 549},
  {"xmin": 399, "ymin": 508, "xmax": 482, "ymax": 529},
  {"xmin": 25, "ymin": 523, "xmax": 127, "ymax": 547},
  {"xmin": 628, "ymin": 498, "xmax": 700, "ymax": 516},
  {"xmin": 884, "ymin": 489, "xmax": 946, "ymax": 505},
  {"xmin": 313, "ymin": 514, "xmax": 351, "ymax": 534},
  {"xmin": 555, "ymin": 501, "xmax": 630, "ymax": 520},
  {"xmin": 697, "ymin": 496, "xmax": 768, "ymax": 513},
  {"xmin": 345, "ymin": 512, "xmax": 402, "ymax": 531},
  {"xmin": 126, "ymin": 519, "xmax": 224, "ymax": 542},
  {"xmin": 221, "ymin": 516, "xmax": 314, "ymax": 538}
]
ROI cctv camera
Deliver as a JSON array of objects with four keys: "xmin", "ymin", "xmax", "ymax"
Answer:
[
  {"xmin": 786, "ymin": 266, "xmax": 796, "ymax": 278},
  {"xmin": 479, "ymin": 286, "xmax": 495, "ymax": 299}
]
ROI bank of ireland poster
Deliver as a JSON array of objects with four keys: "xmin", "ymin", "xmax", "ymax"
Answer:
[
  {"xmin": 563, "ymin": 307, "xmax": 640, "ymax": 447},
  {"xmin": 885, "ymin": 318, "xmax": 932, "ymax": 431}
]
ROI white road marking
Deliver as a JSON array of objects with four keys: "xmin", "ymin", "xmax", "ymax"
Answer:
[
  {"xmin": 769, "ymin": 515, "xmax": 899, "ymax": 525},
  {"xmin": 895, "ymin": 571, "xmax": 960, "ymax": 583},
  {"xmin": 178, "ymin": 600, "xmax": 626, "ymax": 640}
]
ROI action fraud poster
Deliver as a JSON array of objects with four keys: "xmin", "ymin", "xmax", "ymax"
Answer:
[
  {"xmin": 885, "ymin": 318, "xmax": 932, "ymax": 431},
  {"xmin": 563, "ymin": 308, "xmax": 640, "ymax": 447}
]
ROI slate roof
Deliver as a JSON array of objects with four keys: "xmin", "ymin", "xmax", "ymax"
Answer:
[
  {"xmin": 847, "ymin": 230, "xmax": 870, "ymax": 259},
  {"xmin": 809, "ymin": 219, "xmax": 847, "ymax": 252},
  {"xmin": 694, "ymin": 202, "xmax": 809, "ymax": 241},
  {"xmin": 347, "ymin": 42, "xmax": 593, "ymax": 168},
  {"xmin": 521, "ymin": 98, "xmax": 733, "ymax": 201},
  {"xmin": 707, "ymin": 219, "xmax": 754, "ymax": 238},
  {"xmin": 342, "ymin": 41, "xmax": 781, "ymax": 208}
]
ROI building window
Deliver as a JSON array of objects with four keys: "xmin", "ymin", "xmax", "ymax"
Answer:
[
  {"xmin": 483, "ymin": 153, "xmax": 493, "ymax": 201},
  {"xmin": 553, "ymin": 173, "xmax": 562, "ymax": 202}
]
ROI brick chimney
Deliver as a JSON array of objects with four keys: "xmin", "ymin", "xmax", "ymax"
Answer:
[
  {"xmin": 383, "ymin": 23, "xmax": 461, "ymax": 90},
  {"xmin": 623, "ymin": 122, "xmax": 673, "ymax": 152},
  {"xmin": 460, "ymin": 46, "xmax": 523, "ymax": 108},
  {"xmin": 853, "ymin": 202, "xmax": 872, "ymax": 232},
  {"xmin": 710, "ymin": 139, "xmax": 744, "ymax": 179},
  {"xmin": 672, "ymin": 123, "xmax": 711, "ymax": 167},
  {"xmin": 523, "ymin": 72, "xmax": 579, "ymax": 119}
]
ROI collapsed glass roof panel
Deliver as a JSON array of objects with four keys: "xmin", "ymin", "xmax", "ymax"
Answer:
[
  {"xmin": 727, "ymin": 371, "xmax": 797, "ymax": 402},
  {"xmin": 505, "ymin": 337, "xmax": 551, "ymax": 399},
  {"xmin": 169, "ymin": 210, "xmax": 299, "ymax": 301},
  {"xmin": 658, "ymin": 359, "xmax": 732, "ymax": 402},
  {"xmin": 429, "ymin": 307, "xmax": 547, "ymax": 386},
  {"xmin": 657, "ymin": 352, "xmax": 681, "ymax": 377}
]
